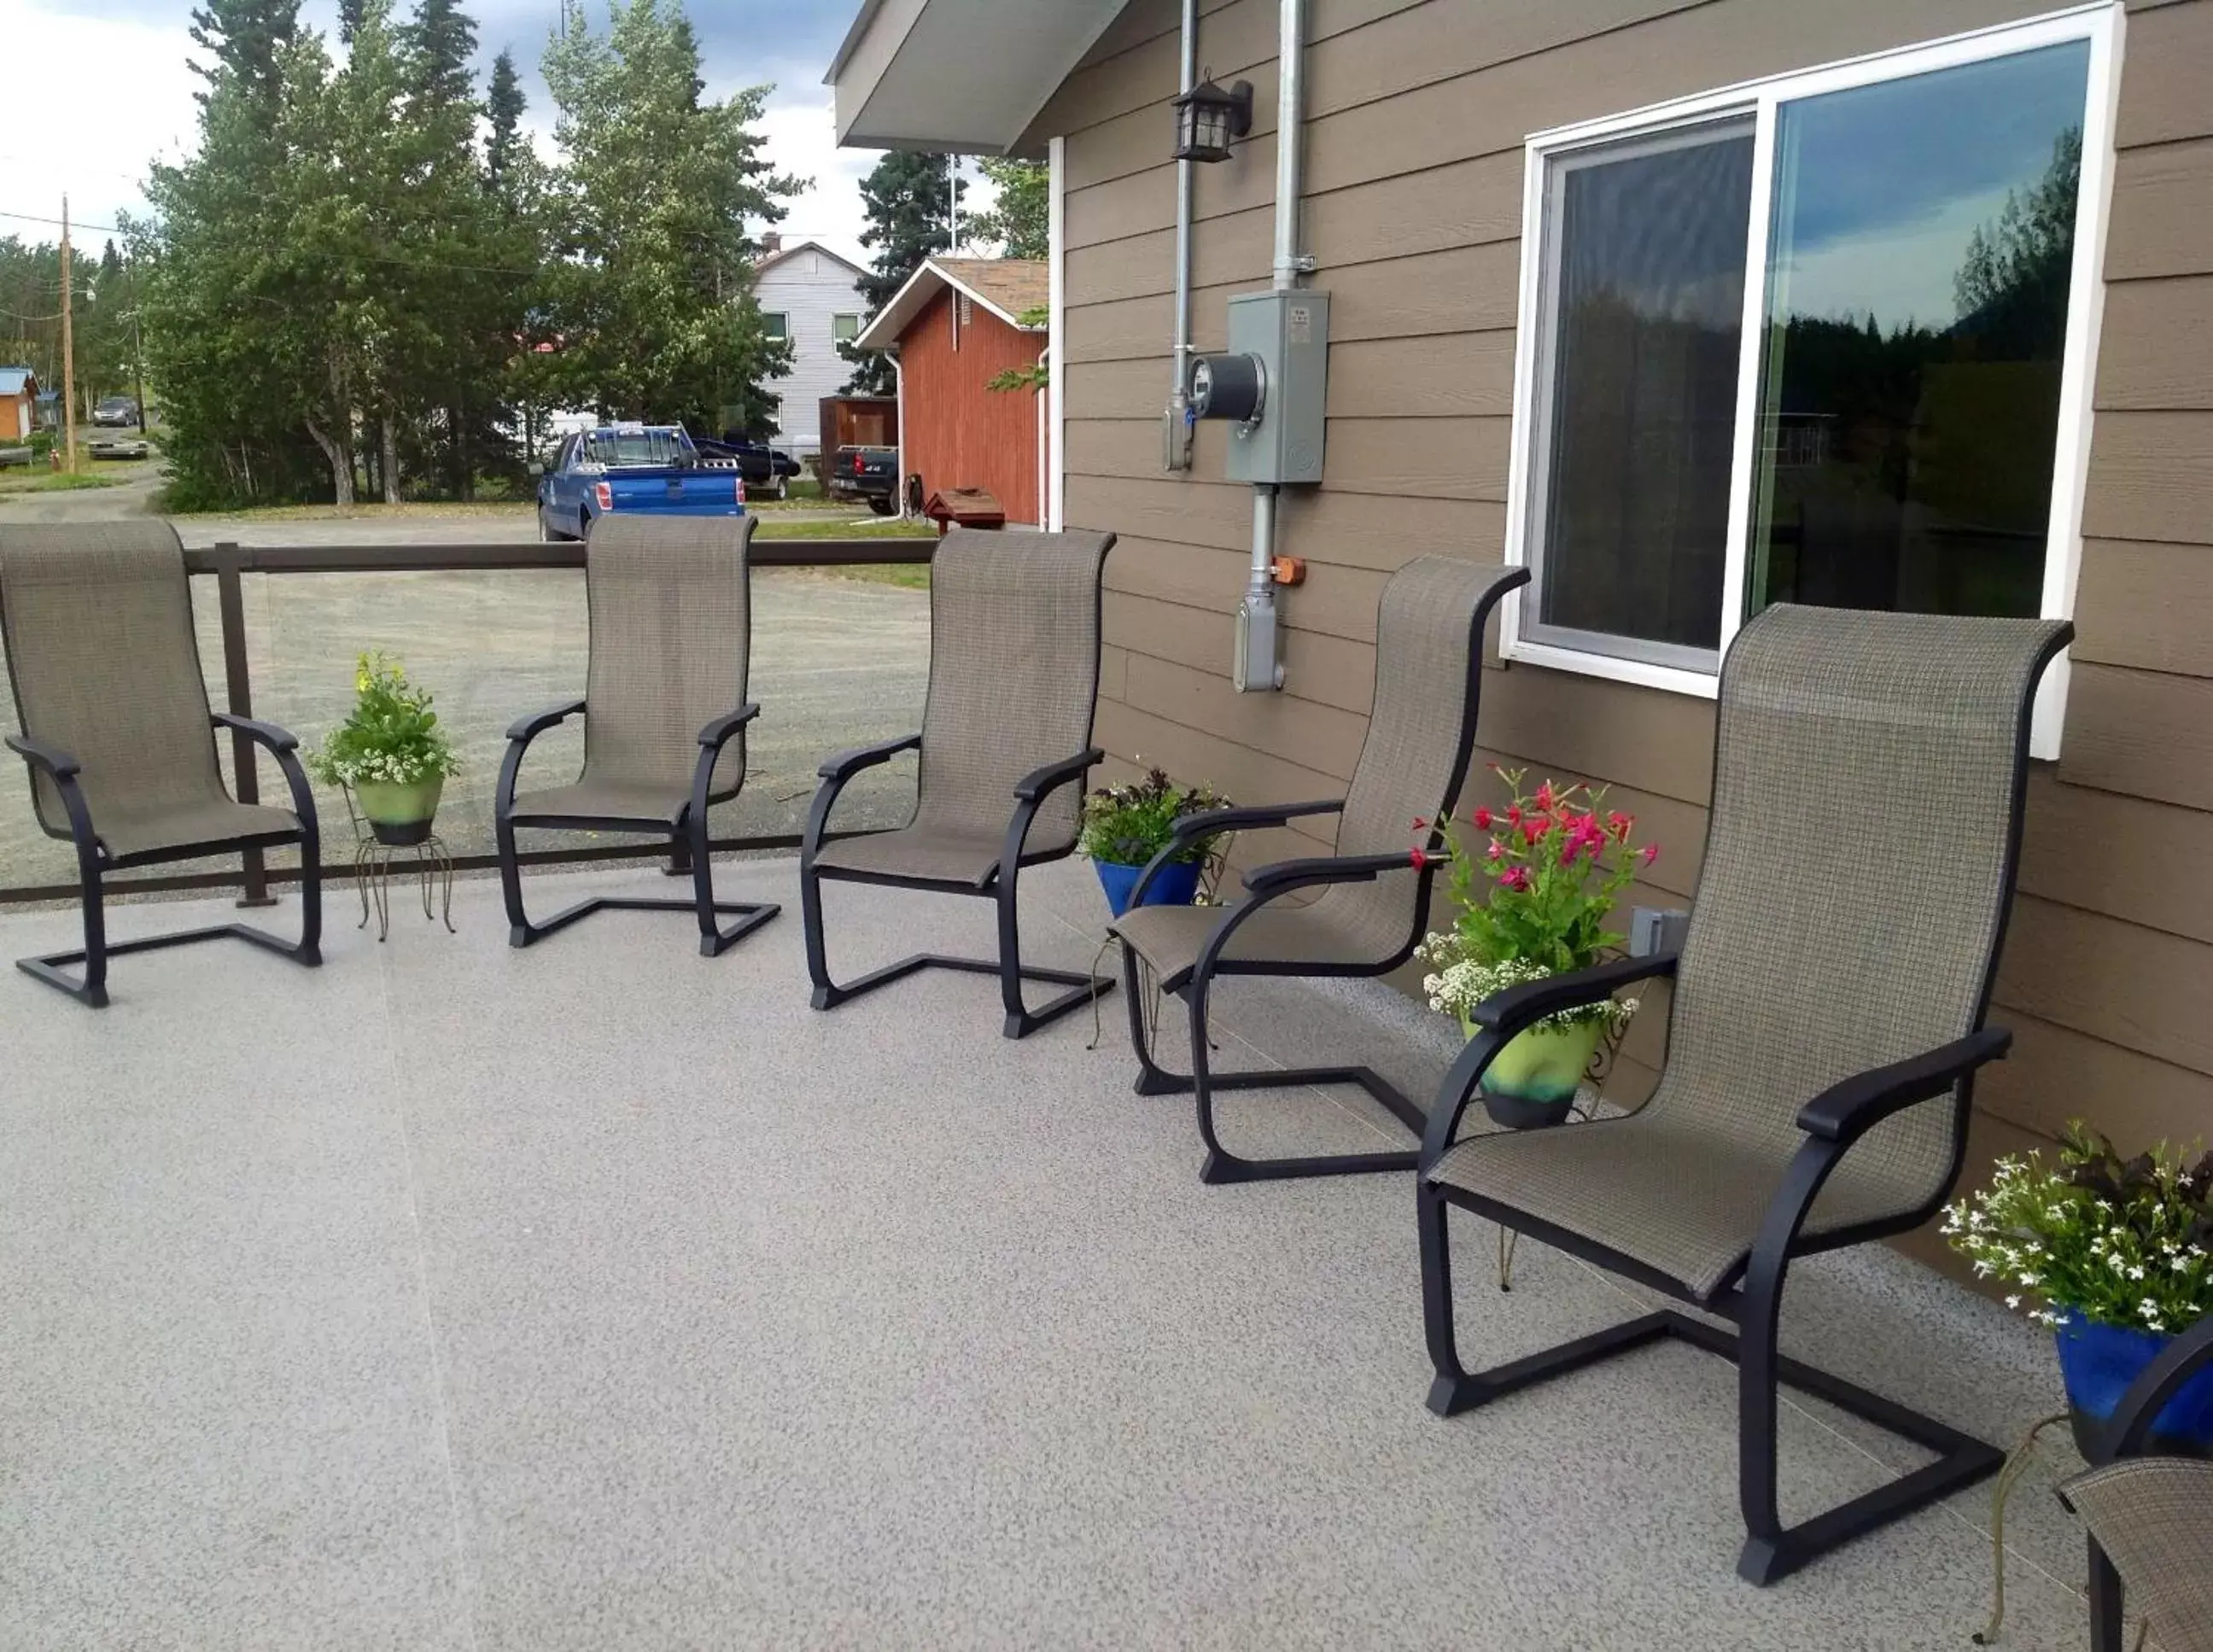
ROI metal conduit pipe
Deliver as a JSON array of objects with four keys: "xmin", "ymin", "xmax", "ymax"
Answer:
[
  {"xmin": 1164, "ymin": 0, "xmax": 1200, "ymax": 472},
  {"xmin": 1235, "ymin": 0, "xmax": 1306, "ymax": 692}
]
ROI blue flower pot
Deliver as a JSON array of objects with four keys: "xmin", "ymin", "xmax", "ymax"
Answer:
[
  {"xmin": 2055, "ymin": 1316, "xmax": 2213, "ymax": 1454},
  {"xmin": 1094, "ymin": 857, "xmax": 1202, "ymax": 918}
]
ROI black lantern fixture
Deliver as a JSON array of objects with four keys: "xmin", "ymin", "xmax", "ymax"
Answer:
[{"xmin": 1171, "ymin": 72, "xmax": 1253, "ymax": 163}]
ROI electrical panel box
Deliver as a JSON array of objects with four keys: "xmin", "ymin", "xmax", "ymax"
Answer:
[{"xmin": 1223, "ymin": 289, "xmax": 1329, "ymax": 486}]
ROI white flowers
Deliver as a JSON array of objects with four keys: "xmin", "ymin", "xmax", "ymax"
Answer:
[{"xmin": 1415, "ymin": 936, "xmax": 1640, "ymax": 1035}]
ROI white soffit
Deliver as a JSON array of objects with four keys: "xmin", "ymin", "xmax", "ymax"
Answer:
[{"xmin": 827, "ymin": 0, "xmax": 1130, "ymax": 155}]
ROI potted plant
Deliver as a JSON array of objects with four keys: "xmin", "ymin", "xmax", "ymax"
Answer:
[
  {"xmin": 1080, "ymin": 768, "xmax": 1232, "ymax": 918},
  {"xmin": 1943, "ymin": 1125, "xmax": 2213, "ymax": 1455},
  {"xmin": 307, "ymin": 652, "xmax": 460, "ymax": 847},
  {"xmin": 1415, "ymin": 765, "xmax": 1658, "ymax": 1129}
]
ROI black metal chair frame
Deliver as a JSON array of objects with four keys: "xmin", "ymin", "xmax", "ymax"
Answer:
[
  {"xmin": 2066, "ymin": 1314, "xmax": 2213, "ymax": 1652},
  {"xmin": 1115, "ymin": 564, "xmax": 1528, "ymax": 1185},
  {"xmin": 799, "ymin": 739, "xmax": 1113, "ymax": 1041},
  {"xmin": 1415, "ymin": 620, "xmax": 2069, "ymax": 1586},
  {"xmin": 494, "ymin": 699, "xmax": 779, "ymax": 955},
  {"xmin": 6, "ymin": 717, "xmax": 322, "ymax": 1008}
]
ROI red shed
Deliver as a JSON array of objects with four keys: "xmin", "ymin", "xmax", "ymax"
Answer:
[{"xmin": 852, "ymin": 257, "xmax": 1048, "ymax": 526}]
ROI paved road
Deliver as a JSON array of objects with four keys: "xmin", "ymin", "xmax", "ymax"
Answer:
[{"xmin": 0, "ymin": 474, "xmax": 931, "ymax": 892}]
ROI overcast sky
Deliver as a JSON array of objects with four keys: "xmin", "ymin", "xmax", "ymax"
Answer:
[{"xmin": 0, "ymin": 0, "xmax": 929, "ymax": 266}]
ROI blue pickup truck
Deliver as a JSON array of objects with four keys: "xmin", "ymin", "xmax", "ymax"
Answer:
[{"xmin": 533, "ymin": 424, "xmax": 747, "ymax": 542}]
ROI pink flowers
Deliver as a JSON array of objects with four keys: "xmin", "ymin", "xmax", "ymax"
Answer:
[
  {"xmin": 1409, "ymin": 847, "xmax": 1428, "ymax": 870},
  {"xmin": 1418, "ymin": 765, "xmax": 1664, "ymax": 987}
]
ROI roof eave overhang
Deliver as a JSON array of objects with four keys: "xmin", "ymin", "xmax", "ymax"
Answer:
[{"xmin": 827, "ymin": 0, "xmax": 1128, "ymax": 156}]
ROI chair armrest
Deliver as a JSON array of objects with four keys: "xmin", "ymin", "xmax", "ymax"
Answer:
[
  {"xmin": 818, "ymin": 732, "xmax": 920, "ymax": 781},
  {"xmin": 1241, "ymin": 849, "xmax": 1413, "ymax": 897},
  {"xmin": 1793, "ymin": 1027, "xmax": 2011, "ymax": 1143},
  {"xmin": 506, "ymin": 698, "xmax": 585, "ymax": 743},
  {"xmin": 210, "ymin": 711, "xmax": 300, "ymax": 754},
  {"xmin": 696, "ymin": 703, "xmax": 762, "ymax": 749},
  {"xmin": 1171, "ymin": 797, "xmax": 1344, "ymax": 846},
  {"xmin": 5, "ymin": 731, "xmax": 82, "ymax": 779},
  {"xmin": 2099, "ymin": 1313, "xmax": 2213, "ymax": 1461},
  {"xmin": 1013, "ymin": 746, "xmax": 1104, "ymax": 803},
  {"xmin": 1467, "ymin": 950, "xmax": 1680, "ymax": 1036}
]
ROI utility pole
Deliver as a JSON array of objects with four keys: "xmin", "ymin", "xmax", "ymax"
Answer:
[
  {"xmin": 129, "ymin": 257, "xmax": 147, "ymax": 433},
  {"xmin": 947, "ymin": 155, "xmax": 959, "ymax": 255},
  {"xmin": 59, "ymin": 196, "xmax": 76, "ymax": 473}
]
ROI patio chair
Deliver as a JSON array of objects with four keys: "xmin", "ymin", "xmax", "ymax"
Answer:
[
  {"xmin": 0, "ymin": 520, "xmax": 321, "ymax": 1007},
  {"xmin": 1109, "ymin": 556, "xmax": 1528, "ymax": 1183},
  {"xmin": 2061, "ymin": 1314, "xmax": 2213, "ymax": 1652},
  {"xmin": 494, "ymin": 514, "xmax": 778, "ymax": 954},
  {"xmin": 799, "ymin": 526, "xmax": 1115, "ymax": 1040},
  {"xmin": 1416, "ymin": 604, "xmax": 2071, "ymax": 1585}
]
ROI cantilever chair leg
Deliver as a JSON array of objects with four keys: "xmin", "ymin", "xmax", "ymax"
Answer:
[
  {"xmin": 19, "ymin": 838, "xmax": 323, "ymax": 1010},
  {"xmin": 1418, "ymin": 1178, "xmax": 2002, "ymax": 1585},
  {"xmin": 1118, "ymin": 943, "xmax": 1424, "ymax": 1181},
  {"xmin": 803, "ymin": 861, "xmax": 1111, "ymax": 1039},
  {"xmin": 500, "ymin": 820, "xmax": 778, "ymax": 953}
]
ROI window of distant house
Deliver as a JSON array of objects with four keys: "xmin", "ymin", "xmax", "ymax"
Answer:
[
  {"xmin": 762, "ymin": 312, "xmax": 790, "ymax": 342},
  {"xmin": 1506, "ymin": 8, "xmax": 2115, "ymax": 754},
  {"xmin": 832, "ymin": 312, "xmax": 861, "ymax": 344}
]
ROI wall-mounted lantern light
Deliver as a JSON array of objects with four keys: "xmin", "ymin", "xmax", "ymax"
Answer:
[{"xmin": 1171, "ymin": 73, "xmax": 1253, "ymax": 163}]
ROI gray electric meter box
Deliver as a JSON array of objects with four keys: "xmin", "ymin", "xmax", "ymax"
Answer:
[{"xmin": 1223, "ymin": 289, "xmax": 1329, "ymax": 486}]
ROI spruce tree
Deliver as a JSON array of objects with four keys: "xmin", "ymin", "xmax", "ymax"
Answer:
[{"xmin": 842, "ymin": 150, "xmax": 961, "ymax": 394}]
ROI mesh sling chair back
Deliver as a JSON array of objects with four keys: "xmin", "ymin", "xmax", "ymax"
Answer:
[
  {"xmin": 800, "ymin": 526, "xmax": 1116, "ymax": 1040},
  {"xmin": 1416, "ymin": 604, "xmax": 2071, "ymax": 1585},
  {"xmin": 494, "ymin": 513, "xmax": 778, "ymax": 954},
  {"xmin": 1109, "ymin": 555, "xmax": 1529, "ymax": 1183},
  {"xmin": 2060, "ymin": 1314, "xmax": 2213, "ymax": 1652},
  {"xmin": 0, "ymin": 520, "xmax": 321, "ymax": 1007}
]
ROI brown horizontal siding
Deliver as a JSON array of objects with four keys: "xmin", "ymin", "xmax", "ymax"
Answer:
[
  {"xmin": 1106, "ymin": 588, "xmax": 1385, "ymax": 717},
  {"xmin": 2071, "ymin": 538, "xmax": 2213, "ymax": 675},
  {"xmin": 2095, "ymin": 277, "xmax": 2213, "ymax": 409},
  {"xmin": 2017, "ymin": 771, "xmax": 2213, "ymax": 947},
  {"xmin": 1050, "ymin": 0, "xmax": 2213, "ymax": 1265},
  {"xmin": 2080, "ymin": 410, "xmax": 2213, "ymax": 543},
  {"xmin": 2104, "ymin": 137, "xmax": 2213, "ymax": 280},
  {"xmin": 2058, "ymin": 662, "xmax": 2213, "ymax": 812}
]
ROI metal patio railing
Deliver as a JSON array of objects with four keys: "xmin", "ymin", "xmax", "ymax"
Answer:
[{"xmin": 0, "ymin": 537, "xmax": 937, "ymax": 908}]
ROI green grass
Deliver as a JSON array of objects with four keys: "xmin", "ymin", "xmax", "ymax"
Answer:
[
  {"xmin": 172, "ymin": 499, "xmax": 534, "ymax": 522},
  {"xmin": 0, "ymin": 468, "xmax": 128, "ymax": 495},
  {"xmin": 814, "ymin": 562, "xmax": 932, "ymax": 590},
  {"xmin": 752, "ymin": 516, "xmax": 933, "ymax": 540}
]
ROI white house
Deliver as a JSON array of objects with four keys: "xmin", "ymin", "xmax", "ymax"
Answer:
[{"xmin": 750, "ymin": 236, "xmax": 869, "ymax": 458}]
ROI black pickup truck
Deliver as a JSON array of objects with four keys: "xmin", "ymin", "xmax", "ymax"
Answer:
[
  {"xmin": 697, "ymin": 436, "xmax": 803, "ymax": 500},
  {"xmin": 830, "ymin": 445, "xmax": 901, "ymax": 515}
]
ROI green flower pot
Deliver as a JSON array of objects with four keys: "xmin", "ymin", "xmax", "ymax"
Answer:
[
  {"xmin": 354, "ymin": 776, "xmax": 443, "ymax": 847},
  {"xmin": 1460, "ymin": 1012, "xmax": 1605, "ymax": 1130}
]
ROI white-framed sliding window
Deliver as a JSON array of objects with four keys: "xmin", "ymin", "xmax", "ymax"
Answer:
[{"xmin": 1499, "ymin": 3, "xmax": 2122, "ymax": 757}]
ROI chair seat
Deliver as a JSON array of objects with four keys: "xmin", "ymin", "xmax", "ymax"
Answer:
[
  {"xmin": 97, "ymin": 797, "xmax": 301, "ymax": 860},
  {"xmin": 812, "ymin": 824, "xmax": 1012, "ymax": 887},
  {"xmin": 509, "ymin": 778, "xmax": 691, "ymax": 827},
  {"xmin": 1111, "ymin": 895, "xmax": 1403, "ymax": 993},
  {"xmin": 1428, "ymin": 1111, "xmax": 1940, "ymax": 1302},
  {"xmin": 2064, "ymin": 1458, "xmax": 2213, "ymax": 1652}
]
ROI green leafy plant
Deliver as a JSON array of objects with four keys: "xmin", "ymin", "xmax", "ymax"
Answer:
[
  {"xmin": 1416, "ymin": 765, "xmax": 1658, "ymax": 1030},
  {"xmin": 1080, "ymin": 767, "xmax": 1231, "ymax": 868},
  {"xmin": 986, "ymin": 309, "xmax": 1054, "ymax": 394},
  {"xmin": 1941, "ymin": 1124, "xmax": 2213, "ymax": 1334},
  {"xmin": 306, "ymin": 652, "xmax": 460, "ymax": 788}
]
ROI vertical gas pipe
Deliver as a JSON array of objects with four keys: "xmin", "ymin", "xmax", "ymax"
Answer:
[{"xmin": 1236, "ymin": 0, "xmax": 1306, "ymax": 691}]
